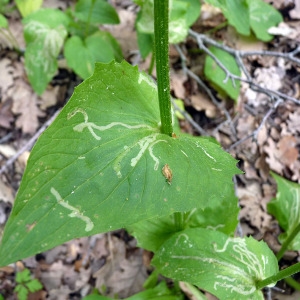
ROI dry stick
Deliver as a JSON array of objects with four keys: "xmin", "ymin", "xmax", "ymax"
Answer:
[
  {"xmin": 190, "ymin": 30, "xmax": 300, "ymax": 65},
  {"xmin": 228, "ymin": 98, "xmax": 283, "ymax": 151},
  {"xmin": 0, "ymin": 109, "xmax": 61, "ymax": 175},
  {"xmin": 171, "ymin": 98, "xmax": 208, "ymax": 136},
  {"xmin": 187, "ymin": 30, "xmax": 300, "ymax": 150},
  {"xmin": 174, "ymin": 44, "xmax": 237, "ymax": 137},
  {"xmin": 189, "ymin": 29, "xmax": 300, "ymax": 106}
]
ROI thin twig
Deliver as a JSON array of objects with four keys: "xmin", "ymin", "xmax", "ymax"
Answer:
[
  {"xmin": 228, "ymin": 99, "xmax": 283, "ymax": 151},
  {"xmin": 0, "ymin": 109, "xmax": 61, "ymax": 175},
  {"xmin": 190, "ymin": 30, "xmax": 300, "ymax": 65},
  {"xmin": 171, "ymin": 98, "xmax": 208, "ymax": 136},
  {"xmin": 189, "ymin": 30, "xmax": 300, "ymax": 106},
  {"xmin": 174, "ymin": 44, "xmax": 237, "ymax": 137}
]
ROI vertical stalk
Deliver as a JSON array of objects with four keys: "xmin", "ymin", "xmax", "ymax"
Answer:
[
  {"xmin": 276, "ymin": 222, "xmax": 300, "ymax": 261},
  {"xmin": 154, "ymin": 0, "xmax": 173, "ymax": 136},
  {"xmin": 256, "ymin": 262, "xmax": 300, "ymax": 290}
]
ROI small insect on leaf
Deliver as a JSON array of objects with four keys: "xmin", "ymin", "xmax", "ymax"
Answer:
[{"xmin": 162, "ymin": 164, "xmax": 172, "ymax": 185}]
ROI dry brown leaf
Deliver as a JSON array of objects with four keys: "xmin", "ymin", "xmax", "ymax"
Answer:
[
  {"xmin": 199, "ymin": 3, "xmax": 224, "ymax": 28},
  {"xmin": 39, "ymin": 86, "xmax": 60, "ymax": 110},
  {"xmin": 290, "ymin": 160, "xmax": 300, "ymax": 182},
  {"xmin": 287, "ymin": 109, "xmax": 300, "ymax": 134},
  {"xmin": 238, "ymin": 182, "xmax": 272, "ymax": 230},
  {"xmin": 0, "ymin": 58, "xmax": 14, "ymax": 93},
  {"xmin": 40, "ymin": 261, "xmax": 65, "ymax": 291},
  {"xmin": 264, "ymin": 135, "xmax": 299, "ymax": 175},
  {"xmin": 11, "ymin": 79, "xmax": 45, "ymax": 134},
  {"xmin": 104, "ymin": 9, "xmax": 137, "ymax": 58},
  {"xmin": 190, "ymin": 94, "xmax": 217, "ymax": 117},
  {"xmin": 171, "ymin": 70, "xmax": 187, "ymax": 99},
  {"xmin": 264, "ymin": 138, "xmax": 284, "ymax": 174},
  {"xmin": 0, "ymin": 178, "xmax": 14, "ymax": 204},
  {"xmin": 0, "ymin": 98, "xmax": 14, "ymax": 129},
  {"xmin": 255, "ymin": 154, "xmax": 270, "ymax": 182},
  {"xmin": 277, "ymin": 135, "xmax": 298, "ymax": 165},
  {"xmin": 93, "ymin": 235, "xmax": 147, "ymax": 298},
  {"xmin": 290, "ymin": 1, "xmax": 300, "ymax": 19},
  {"xmin": 0, "ymin": 144, "xmax": 16, "ymax": 158}
]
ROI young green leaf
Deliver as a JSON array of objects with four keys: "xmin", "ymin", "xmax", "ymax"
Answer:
[
  {"xmin": 204, "ymin": 46, "xmax": 241, "ymax": 101},
  {"xmin": 136, "ymin": 0, "xmax": 201, "ymax": 44},
  {"xmin": 16, "ymin": 269, "xmax": 31, "ymax": 283},
  {"xmin": 152, "ymin": 228, "xmax": 279, "ymax": 300},
  {"xmin": 247, "ymin": 0, "xmax": 283, "ymax": 41},
  {"xmin": 74, "ymin": 0, "xmax": 120, "ymax": 25},
  {"xmin": 23, "ymin": 9, "xmax": 69, "ymax": 95},
  {"xmin": 0, "ymin": 13, "xmax": 8, "ymax": 28},
  {"xmin": 64, "ymin": 32, "xmax": 123, "ymax": 79},
  {"xmin": 26, "ymin": 279, "xmax": 43, "ymax": 293},
  {"xmin": 0, "ymin": 61, "xmax": 240, "ymax": 266},
  {"xmin": 267, "ymin": 173, "xmax": 300, "ymax": 250},
  {"xmin": 128, "ymin": 186, "xmax": 239, "ymax": 252},
  {"xmin": 205, "ymin": 0, "xmax": 250, "ymax": 36},
  {"xmin": 83, "ymin": 296, "xmax": 112, "ymax": 300},
  {"xmin": 15, "ymin": 0, "xmax": 43, "ymax": 18},
  {"xmin": 14, "ymin": 285, "xmax": 28, "ymax": 300}
]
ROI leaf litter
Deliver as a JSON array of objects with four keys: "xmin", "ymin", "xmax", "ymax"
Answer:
[{"xmin": 0, "ymin": 0, "xmax": 300, "ymax": 299}]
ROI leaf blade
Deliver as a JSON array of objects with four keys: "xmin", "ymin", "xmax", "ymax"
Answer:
[
  {"xmin": 152, "ymin": 228, "xmax": 278, "ymax": 300},
  {"xmin": 0, "ymin": 61, "xmax": 240, "ymax": 266}
]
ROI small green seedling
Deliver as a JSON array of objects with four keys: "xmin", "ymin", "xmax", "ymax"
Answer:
[
  {"xmin": 268, "ymin": 173, "xmax": 300, "ymax": 258},
  {"xmin": 21, "ymin": 0, "xmax": 122, "ymax": 95},
  {"xmin": 14, "ymin": 268, "xmax": 43, "ymax": 300}
]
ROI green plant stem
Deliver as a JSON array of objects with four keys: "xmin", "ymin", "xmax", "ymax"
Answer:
[
  {"xmin": 174, "ymin": 212, "xmax": 184, "ymax": 231},
  {"xmin": 277, "ymin": 222, "xmax": 300, "ymax": 261},
  {"xmin": 0, "ymin": 28, "xmax": 21, "ymax": 53},
  {"xmin": 154, "ymin": 0, "xmax": 173, "ymax": 136},
  {"xmin": 284, "ymin": 277, "xmax": 300, "ymax": 291},
  {"xmin": 84, "ymin": 0, "xmax": 95, "ymax": 38},
  {"xmin": 256, "ymin": 262, "xmax": 300, "ymax": 290},
  {"xmin": 148, "ymin": 51, "xmax": 155, "ymax": 75}
]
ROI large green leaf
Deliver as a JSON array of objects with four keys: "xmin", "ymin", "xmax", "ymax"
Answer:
[
  {"xmin": 74, "ymin": 0, "xmax": 119, "ymax": 25},
  {"xmin": 135, "ymin": 0, "xmax": 201, "ymax": 44},
  {"xmin": 204, "ymin": 0, "xmax": 250, "ymax": 36},
  {"xmin": 247, "ymin": 0, "xmax": 283, "ymax": 41},
  {"xmin": 23, "ymin": 9, "xmax": 69, "ymax": 95},
  {"xmin": 128, "ymin": 186, "xmax": 239, "ymax": 252},
  {"xmin": 0, "ymin": 61, "xmax": 240, "ymax": 266},
  {"xmin": 152, "ymin": 228, "xmax": 278, "ymax": 300},
  {"xmin": 0, "ymin": 13, "xmax": 8, "ymax": 28},
  {"xmin": 64, "ymin": 32, "xmax": 123, "ymax": 79},
  {"xmin": 204, "ymin": 46, "xmax": 241, "ymax": 101},
  {"xmin": 15, "ymin": 0, "xmax": 43, "ymax": 17},
  {"xmin": 267, "ymin": 173, "xmax": 300, "ymax": 250}
]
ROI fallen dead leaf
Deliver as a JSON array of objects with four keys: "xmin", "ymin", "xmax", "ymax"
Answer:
[
  {"xmin": 287, "ymin": 109, "xmax": 300, "ymax": 134},
  {"xmin": 190, "ymin": 93, "xmax": 217, "ymax": 118},
  {"xmin": 199, "ymin": 3, "xmax": 224, "ymax": 28},
  {"xmin": 238, "ymin": 182, "xmax": 272, "ymax": 231},
  {"xmin": 0, "ymin": 178, "xmax": 14, "ymax": 204},
  {"xmin": 93, "ymin": 235, "xmax": 147, "ymax": 298},
  {"xmin": 0, "ymin": 58, "xmax": 14, "ymax": 93},
  {"xmin": 0, "ymin": 97, "xmax": 14, "ymax": 129},
  {"xmin": 0, "ymin": 144, "xmax": 16, "ymax": 158},
  {"xmin": 11, "ymin": 79, "xmax": 45, "ymax": 134},
  {"xmin": 104, "ymin": 9, "xmax": 137, "ymax": 58},
  {"xmin": 171, "ymin": 70, "xmax": 187, "ymax": 99},
  {"xmin": 39, "ymin": 86, "xmax": 60, "ymax": 110},
  {"xmin": 277, "ymin": 135, "xmax": 298, "ymax": 165}
]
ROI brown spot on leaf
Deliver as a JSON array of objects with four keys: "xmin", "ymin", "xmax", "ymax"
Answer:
[{"xmin": 162, "ymin": 164, "xmax": 172, "ymax": 184}]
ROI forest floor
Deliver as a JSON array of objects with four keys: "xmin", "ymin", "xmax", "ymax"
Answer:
[{"xmin": 0, "ymin": 0, "xmax": 300, "ymax": 299}]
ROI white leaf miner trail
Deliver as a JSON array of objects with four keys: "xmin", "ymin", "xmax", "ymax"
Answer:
[
  {"xmin": 68, "ymin": 108, "xmax": 167, "ymax": 173},
  {"xmin": 50, "ymin": 187, "xmax": 94, "ymax": 232}
]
